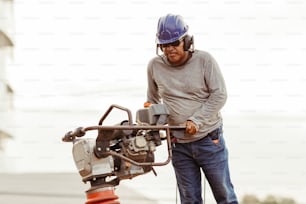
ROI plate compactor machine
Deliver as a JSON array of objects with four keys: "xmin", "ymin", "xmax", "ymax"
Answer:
[{"xmin": 62, "ymin": 104, "xmax": 185, "ymax": 204}]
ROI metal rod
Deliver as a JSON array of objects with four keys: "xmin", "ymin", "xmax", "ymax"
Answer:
[
  {"xmin": 84, "ymin": 125, "xmax": 185, "ymax": 131},
  {"xmin": 98, "ymin": 104, "xmax": 133, "ymax": 126}
]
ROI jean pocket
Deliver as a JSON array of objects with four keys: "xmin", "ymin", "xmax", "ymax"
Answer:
[
  {"xmin": 211, "ymin": 137, "xmax": 220, "ymax": 145},
  {"xmin": 208, "ymin": 127, "xmax": 222, "ymax": 145}
]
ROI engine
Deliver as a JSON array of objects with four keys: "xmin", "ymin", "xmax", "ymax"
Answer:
[{"xmin": 63, "ymin": 104, "xmax": 173, "ymax": 188}]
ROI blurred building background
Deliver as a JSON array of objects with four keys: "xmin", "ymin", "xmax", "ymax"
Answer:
[{"xmin": 0, "ymin": 0, "xmax": 14, "ymax": 153}]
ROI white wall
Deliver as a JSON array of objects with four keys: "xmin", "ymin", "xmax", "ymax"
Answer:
[{"xmin": 0, "ymin": 0, "xmax": 14, "ymax": 157}]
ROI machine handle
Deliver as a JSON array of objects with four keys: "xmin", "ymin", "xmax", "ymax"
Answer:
[{"xmin": 62, "ymin": 127, "xmax": 86, "ymax": 142}]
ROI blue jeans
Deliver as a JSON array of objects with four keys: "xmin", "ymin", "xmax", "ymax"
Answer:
[{"xmin": 171, "ymin": 126, "xmax": 238, "ymax": 204}]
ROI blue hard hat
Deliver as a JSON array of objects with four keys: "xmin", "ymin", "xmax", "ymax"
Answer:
[{"xmin": 156, "ymin": 14, "xmax": 189, "ymax": 44}]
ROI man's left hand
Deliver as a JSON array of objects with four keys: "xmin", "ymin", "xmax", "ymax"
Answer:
[{"xmin": 184, "ymin": 120, "xmax": 199, "ymax": 135}]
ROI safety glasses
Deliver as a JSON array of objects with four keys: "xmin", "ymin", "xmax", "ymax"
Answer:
[{"xmin": 160, "ymin": 39, "xmax": 183, "ymax": 49}]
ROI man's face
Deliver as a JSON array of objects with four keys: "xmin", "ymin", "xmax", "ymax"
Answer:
[{"xmin": 161, "ymin": 39, "xmax": 189, "ymax": 66}]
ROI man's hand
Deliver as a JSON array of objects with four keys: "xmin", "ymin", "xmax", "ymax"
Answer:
[
  {"xmin": 143, "ymin": 101, "xmax": 152, "ymax": 108},
  {"xmin": 184, "ymin": 120, "xmax": 199, "ymax": 135}
]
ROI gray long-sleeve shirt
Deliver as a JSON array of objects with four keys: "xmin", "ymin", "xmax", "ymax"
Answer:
[{"xmin": 146, "ymin": 50, "xmax": 227, "ymax": 143}]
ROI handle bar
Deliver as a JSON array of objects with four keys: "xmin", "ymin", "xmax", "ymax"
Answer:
[{"xmin": 62, "ymin": 125, "xmax": 185, "ymax": 167}]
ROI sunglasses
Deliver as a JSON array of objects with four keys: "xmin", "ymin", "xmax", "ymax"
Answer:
[{"xmin": 160, "ymin": 39, "xmax": 183, "ymax": 49}]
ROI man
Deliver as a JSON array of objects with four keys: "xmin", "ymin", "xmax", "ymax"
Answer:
[{"xmin": 145, "ymin": 14, "xmax": 239, "ymax": 204}]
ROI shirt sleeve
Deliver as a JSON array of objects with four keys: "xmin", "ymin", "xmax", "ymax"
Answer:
[
  {"xmin": 188, "ymin": 53, "xmax": 227, "ymax": 128},
  {"xmin": 146, "ymin": 59, "xmax": 162, "ymax": 104}
]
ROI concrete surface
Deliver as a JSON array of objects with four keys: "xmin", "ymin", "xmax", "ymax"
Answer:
[{"xmin": 0, "ymin": 173, "xmax": 158, "ymax": 204}]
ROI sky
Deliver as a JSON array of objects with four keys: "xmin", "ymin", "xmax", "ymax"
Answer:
[{"xmin": 6, "ymin": 0, "xmax": 306, "ymax": 114}]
